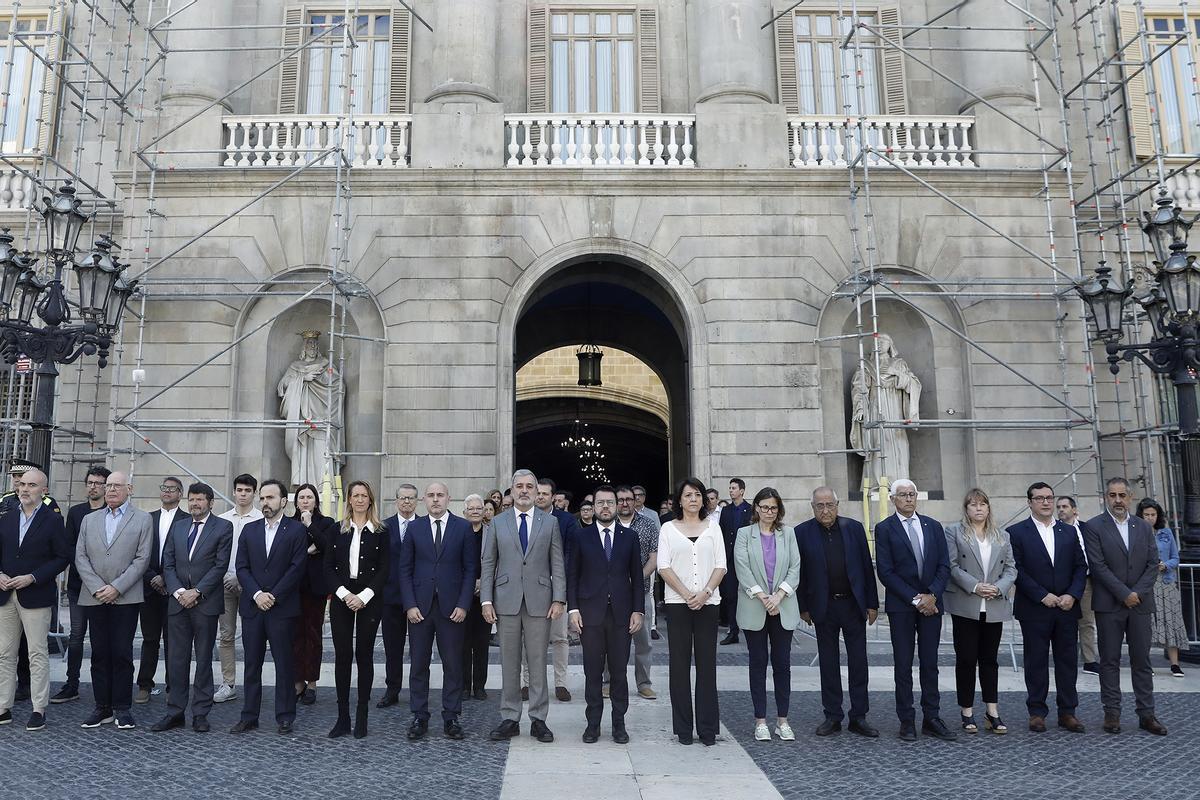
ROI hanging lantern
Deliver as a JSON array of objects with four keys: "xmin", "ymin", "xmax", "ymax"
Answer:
[
  {"xmin": 1075, "ymin": 262, "xmax": 1130, "ymax": 341},
  {"xmin": 577, "ymin": 343, "xmax": 603, "ymax": 386},
  {"xmin": 1142, "ymin": 187, "xmax": 1195, "ymax": 266},
  {"xmin": 41, "ymin": 181, "xmax": 90, "ymax": 259}
]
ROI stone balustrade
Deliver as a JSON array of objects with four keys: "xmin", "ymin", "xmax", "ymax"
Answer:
[
  {"xmin": 0, "ymin": 162, "xmax": 36, "ymax": 210},
  {"xmin": 1162, "ymin": 162, "xmax": 1200, "ymax": 210},
  {"xmin": 504, "ymin": 114, "xmax": 696, "ymax": 167},
  {"xmin": 221, "ymin": 115, "xmax": 411, "ymax": 167},
  {"xmin": 787, "ymin": 115, "xmax": 976, "ymax": 168}
]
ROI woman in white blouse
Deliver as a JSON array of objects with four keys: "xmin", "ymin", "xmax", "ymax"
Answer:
[{"xmin": 657, "ymin": 477, "xmax": 727, "ymax": 746}]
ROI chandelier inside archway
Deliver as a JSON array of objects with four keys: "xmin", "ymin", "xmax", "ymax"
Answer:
[{"xmin": 560, "ymin": 418, "xmax": 609, "ymax": 484}]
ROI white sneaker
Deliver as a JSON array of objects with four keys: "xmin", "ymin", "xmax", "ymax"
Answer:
[
  {"xmin": 775, "ymin": 723, "xmax": 795, "ymax": 741},
  {"xmin": 754, "ymin": 723, "xmax": 770, "ymax": 741},
  {"xmin": 213, "ymin": 684, "xmax": 237, "ymax": 703}
]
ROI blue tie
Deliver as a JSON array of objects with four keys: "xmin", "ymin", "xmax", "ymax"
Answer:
[
  {"xmin": 187, "ymin": 520, "xmax": 201, "ymax": 553},
  {"xmin": 518, "ymin": 513, "xmax": 529, "ymax": 553},
  {"xmin": 603, "ymin": 527, "xmax": 612, "ymax": 561}
]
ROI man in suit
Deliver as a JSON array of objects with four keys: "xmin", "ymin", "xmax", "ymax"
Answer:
[
  {"xmin": 719, "ymin": 478, "xmax": 753, "ymax": 645},
  {"xmin": 875, "ymin": 478, "xmax": 954, "ymax": 742},
  {"xmin": 378, "ymin": 482, "xmax": 419, "ymax": 708},
  {"xmin": 568, "ymin": 485, "xmax": 644, "ymax": 744},
  {"xmin": 136, "ymin": 476, "xmax": 182, "ymax": 704},
  {"xmin": 399, "ymin": 482, "xmax": 477, "ymax": 740},
  {"xmin": 530, "ymin": 477, "xmax": 575, "ymax": 701},
  {"xmin": 74, "ymin": 470, "xmax": 154, "ymax": 730},
  {"xmin": 1008, "ymin": 481, "xmax": 1088, "ymax": 733},
  {"xmin": 482, "ymin": 469, "xmax": 566, "ymax": 743},
  {"xmin": 1085, "ymin": 477, "xmax": 1167, "ymax": 735},
  {"xmin": 0, "ymin": 468, "xmax": 70, "ymax": 730},
  {"xmin": 795, "ymin": 486, "xmax": 879, "ymax": 738},
  {"xmin": 1057, "ymin": 495, "xmax": 1099, "ymax": 675},
  {"xmin": 151, "ymin": 483, "xmax": 233, "ymax": 733},
  {"xmin": 231, "ymin": 479, "xmax": 307, "ymax": 735}
]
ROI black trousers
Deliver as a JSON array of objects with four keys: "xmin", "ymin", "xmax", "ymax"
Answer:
[
  {"xmin": 745, "ymin": 613, "xmax": 793, "ymax": 719},
  {"xmin": 1019, "ymin": 612, "xmax": 1079, "ymax": 717},
  {"xmin": 330, "ymin": 599, "xmax": 382, "ymax": 708},
  {"xmin": 240, "ymin": 611, "xmax": 297, "ymax": 724},
  {"xmin": 719, "ymin": 563, "xmax": 739, "ymax": 635},
  {"xmin": 951, "ymin": 613, "xmax": 1003, "ymax": 708},
  {"xmin": 137, "ymin": 592, "xmax": 168, "ymax": 689},
  {"xmin": 582, "ymin": 603, "xmax": 633, "ymax": 728},
  {"xmin": 64, "ymin": 594, "xmax": 87, "ymax": 687},
  {"xmin": 165, "ymin": 609, "xmax": 219, "ymax": 718},
  {"xmin": 665, "ymin": 603, "xmax": 720, "ymax": 740},
  {"xmin": 814, "ymin": 596, "xmax": 870, "ymax": 722},
  {"xmin": 888, "ymin": 610, "xmax": 942, "ymax": 723},
  {"xmin": 408, "ymin": 595, "xmax": 466, "ymax": 722},
  {"xmin": 462, "ymin": 597, "xmax": 490, "ymax": 695},
  {"xmin": 86, "ymin": 603, "xmax": 140, "ymax": 712},
  {"xmin": 381, "ymin": 602, "xmax": 408, "ymax": 697}
]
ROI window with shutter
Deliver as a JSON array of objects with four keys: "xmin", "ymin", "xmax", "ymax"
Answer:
[
  {"xmin": 1119, "ymin": 8, "xmax": 1154, "ymax": 160},
  {"xmin": 0, "ymin": 11, "xmax": 59, "ymax": 155},
  {"xmin": 1138, "ymin": 13, "xmax": 1200, "ymax": 155}
]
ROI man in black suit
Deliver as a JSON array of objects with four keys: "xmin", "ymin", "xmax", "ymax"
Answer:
[
  {"xmin": 1085, "ymin": 477, "xmax": 1167, "ymax": 735},
  {"xmin": 875, "ymin": 479, "xmax": 954, "ymax": 742},
  {"xmin": 151, "ymin": 483, "xmax": 234, "ymax": 733},
  {"xmin": 378, "ymin": 482, "xmax": 419, "ymax": 708},
  {"xmin": 568, "ymin": 485, "xmax": 644, "ymax": 744},
  {"xmin": 0, "ymin": 468, "xmax": 70, "ymax": 731},
  {"xmin": 231, "ymin": 479, "xmax": 307, "ymax": 735},
  {"xmin": 136, "ymin": 476, "xmax": 182, "ymax": 704},
  {"xmin": 718, "ymin": 478, "xmax": 752, "ymax": 644},
  {"xmin": 795, "ymin": 486, "xmax": 879, "ymax": 738},
  {"xmin": 399, "ymin": 482, "xmax": 477, "ymax": 741},
  {"xmin": 1008, "ymin": 481, "xmax": 1088, "ymax": 733}
]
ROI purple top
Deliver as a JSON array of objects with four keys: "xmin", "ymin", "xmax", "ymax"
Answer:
[{"xmin": 761, "ymin": 531, "xmax": 777, "ymax": 587}]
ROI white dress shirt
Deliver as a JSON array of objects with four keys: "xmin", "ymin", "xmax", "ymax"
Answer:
[
  {"xmin": 220, "ymin": 505, "xmax": 264, "ymax": 579},
  {"xmin": 1110, "ymin": 512, "xmax": 1130, "ymax": 550},
  {"xmin": 157, "ymin": 506, "xmax": 178, "ymax": 560},
  {"xmin": 1032, "ymin": 516, "xmax": 1056, "ymax": 564},
  {"xmin": 1067, "ymin": 520, "xmax": 1089, "ymax": 569},
  {"xmin": 656, "ymin": 517, "xmax": 726, "ymax": 605},
  {"xmin": 427, "ymin": 513, "xmax": 449, "ymax": 546},
  {"xmin": 251, "ymin": 518, "xmax": 281, "ymax": 601},
  {"xmin": 976, "ymin": 536, "xmax": 993, "ymax": 613},
  {"xmin": 897, "ymin": 512, "xmax": 924, "ymax": 555},
  {"xmin": 335, "ymin": 521, "xmax": 377, "ymax": 605}
]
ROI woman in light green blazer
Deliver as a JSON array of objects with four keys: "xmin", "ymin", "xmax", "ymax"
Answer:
[{"xmin": 734, "ymin": 487, "xmax": 802, "ymax": 743}]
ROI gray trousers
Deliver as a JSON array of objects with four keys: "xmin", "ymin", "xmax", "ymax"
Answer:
[
  {"xmin": 500, "ymin": 605, "xmax": 552, "ymax": 723},
  {"xmin": 166, "ymin": 608, "xmax": 220, "ymax": 719},
  {"xmin": 1096, "ymin": 607, "xmax": 1155, "ymax": 717},
  {"xmin": 1078, "ymin": 578, "xmax": 1098, "ymax": 664},
  {"xmin": 604, "ymin": 590, "xmax": 653, "ymax": 689}
]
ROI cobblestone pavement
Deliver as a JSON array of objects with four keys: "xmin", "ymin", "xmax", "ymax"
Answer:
[{"xmin": 723, "ymin": 690, "xmax": 1196, "ymax": 800}]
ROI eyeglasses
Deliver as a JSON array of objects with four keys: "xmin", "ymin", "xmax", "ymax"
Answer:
[
  {"xmin": 85, "ymin": 479, "xmax": 105, "ymax": 487},
  {"xmin": 893, "ymin": 492, "xmax": 917, "ymax": 500},
  {"xmin": 1030, "ymin": 495, "xmax": 1055, "ymax": 503},
  {"xmin": 616, "ymin": 497, "xmax": 633, "ymax": 503},
  {"xmin": 594, "ymin": 499, "xmax": 617, "ymax": 507},
  {"xmin": 756, "ymin": 504, "xmax": 779, "ymax": 513},
  {"xmin": 160, "ymin": 485, "xmax": 181, "ymax": 492},
  {"xmin": 103, "ymin": 483, "xmax": 125, "ymax": 489},
  {"xmin": 812, "ymin": 502, "xmax": 839, "ymax": 511}
]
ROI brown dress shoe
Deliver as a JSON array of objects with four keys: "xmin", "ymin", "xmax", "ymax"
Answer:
[
  {"xmin": 1102, "ymin": 713, "xmax": 1121, "ymax": 734},
  {"xmin": 555, "ymin": 686, "xmax": 572, "ymax": 702},
  {"xmin": 1028, "ymin": 715, "xmax": 1046, "ymax": 732},
  {"xmin": 1138, "ymin": 716, "xmax": 1167, "ymax": 736},
  {"xmin": 1057, "ymin": 714, "xmax": 1085, "ymax": 733}
]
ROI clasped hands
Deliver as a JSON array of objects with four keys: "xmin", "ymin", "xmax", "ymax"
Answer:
[
  {"xmin": 973, "ymin": 582, "xmax": 1001, "ymax": 600},
  {"xmin": 0, "ymin": 572, "xmax": 34, "ymax": 591},
  {"xmin": 255, "ymin": 591, "xmax": 276, "ymax": 611},
  {"xmin": 912, "ymin": 593, "xmax": 938, "ymax": 616},
  {"xmin": 756, "ymin": 589, "xmax": 785, "ymax": 617},
  {"xmin": 1040, "ymin": 592, "xmax": 1077, "ymax": 611},
  {"xmin": 176, "ymin": 588, "xmax": 201, "ymax": 608}
]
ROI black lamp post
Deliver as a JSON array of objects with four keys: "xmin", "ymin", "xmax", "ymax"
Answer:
[
  {"xmin": 0, "ymin": 183, "xmax": 137, "ymax": 480},
  {"xmin": 1075, "ymin": 187, "xmax": 1200, "ymax": 660}
]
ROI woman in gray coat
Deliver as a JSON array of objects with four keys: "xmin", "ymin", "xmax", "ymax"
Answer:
[{"xmin": 944, "ymin": 488, "xmax": 1016, "ymax": 735}]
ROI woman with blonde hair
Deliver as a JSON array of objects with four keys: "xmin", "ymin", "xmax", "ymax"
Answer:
[{"xmin": 943, "ymin": 488, "xmax": 1016, "ymax": 735}]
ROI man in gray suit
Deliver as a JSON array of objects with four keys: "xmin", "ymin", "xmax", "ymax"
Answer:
[
  {"xmin": 74, "ymin": 471, "xmax": 154, "ymax": 730},
  {"xmin": 151, "ymin": 482, "xmax": 233, "ymax": 733},
  {"xmin": 1084, "ymin": 477, "xmax": 1167, "ymax": 736},
  {"xmin": 482, "ymin": 469, "xmax": 565, "ymax": 743}
]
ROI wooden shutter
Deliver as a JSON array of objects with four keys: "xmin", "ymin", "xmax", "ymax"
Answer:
[
  {"xmin": 637, "ymin": 7, "xmax": 661, "ymax": 113},
  {"xmin": 773, "ymin": 4, "xmax": 799, "ymax": 114},
  {"xmin": 278, "ymin": 6, "xmax": 305, "ymax": 114},
  {"xmin": 388, "ymin": 5, "xmax": 411, "ymax": 113},
  {"xmin": 1119, "ymin": 7, "xmax": 1155, "ymax": 159},
  {"xmin": 878, "ymin": 6, "xmax": 907, "ymax": 114},
  {"xmin": 36, "ymin": 4, "xmax": 66, "ymax": 154},
  {"xmin": 528, "ymin": 5, "xmax": 549, "ymax": 113}
]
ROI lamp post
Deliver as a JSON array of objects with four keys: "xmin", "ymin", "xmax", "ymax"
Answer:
[
  {"xmin": 1075, "ymin": 188, "xmax": 1200, "ymax": 660},
  {"xmin": 0, "ymin": 183, "xmax": 137, "ymax": 480}
]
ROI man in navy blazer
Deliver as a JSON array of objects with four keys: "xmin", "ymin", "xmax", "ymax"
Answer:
[
  {"xmin": 399, "ymin": 482, "xmax": 477, "ymax": 741},
  {"xmin": 568, "ymin": 485, "xmax": 644, "ymax": 744},
  {"xmin": 1007, "ymin": 481, "xmax": 1088, "ymax": 734},
  {"xmin": 795, "ymin": 486, "xmax": 879, "ymax": 738},
  {"xmin": 0, "ymin": 468, "xmax": 70, "ymax": 730},
  {"xmin": 231, "ymin": 479, "xmax": 307, "ymax": 735},
  {"xmin": 875, "ymin": 479, "xmax": 954, "ymax": 742},
  {"xmin": 378, "ymin": 483, "xmax": 419, "ymax": 708}
]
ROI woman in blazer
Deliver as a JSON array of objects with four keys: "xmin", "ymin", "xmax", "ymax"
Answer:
[
  {"xmin": 323, "ymin": 480, "xmax": 389, "ymax": 739},
  {"xmin": 944, "ymin": 488, "xmax": 1017, "ymax": 735},
  {"xmin": 290, "ymin": 483, "xmax": 336, "ymax": 705},
  {"xmin": 733, "ymin": 487, "xmax": 802, "ymax": 742}
]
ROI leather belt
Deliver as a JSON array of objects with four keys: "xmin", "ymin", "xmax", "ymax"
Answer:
[{"xmin": 830, "ymin": 592, "xmax": 852, "ymax": 600}]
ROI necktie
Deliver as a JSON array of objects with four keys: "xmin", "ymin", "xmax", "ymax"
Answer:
[
  {"xmin": 434, "ymin": 519, "xmax": 443, "ymax": 553},
  {"xmin": 519, "ymin": 513, "xmax": 529, "ymax": 553},
  {"xmin": 187, "ymin": 521, "xmax": 201, "ymax": 553},
  {"xmin": 400, "ymin": 519, "xmax": 409, "ymax": 542},
  {"xmin": 603, "ymin": 527, "xmax": 612, "ymax": 561},
  {"xmin": 905, "ymin": 517, "xmax": 923, "ymax": 571}
]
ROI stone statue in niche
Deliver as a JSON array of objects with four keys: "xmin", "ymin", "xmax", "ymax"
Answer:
[
  {"xmin": 277, "ymin": 330, "xmax": 345, "ymax": 489},
  {"xmin": 849, "ymin": 333, "xmax": 922, "ymax": 483}
]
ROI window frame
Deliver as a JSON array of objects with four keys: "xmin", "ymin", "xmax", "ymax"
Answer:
[
  {"xmin": 0, "ymin": 12, "xmax": 55, "ymax": 155},
  {"xmin": 790, "ymin": 8, "xmax": 882, "ymax": 117},
  {"xmin": 548, "ymin": 8, "xmax": 639, "ymax": 115},
  {"xmin": 299, "ymin": 9, "xmax": 393, "ymax": 116},
  {"xmin": 1144, "ymin": 14, "xmax": 1200, "ymax": 155}
]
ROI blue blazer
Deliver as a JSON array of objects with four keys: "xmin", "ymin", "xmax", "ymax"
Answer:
[
  {"xmin": 794, "ymin": 516, "xmax": 879, "ymax": 622},
  {"xmin": 1008, "ymin": 517, "xmax": 1088, "ymax": 621},
  {"xmin": 567, "ymin": 522, "xmax": 645, "ymax": 626},
  {"xmin": 382, "ymin": 513, "xmax": 418, "ymax": 606},
  {"xmin": 235, "ymin": 516, "xmax": 308, "ymax": 619},
  {"xmin": 398, "ymin": 512, "xmax": 477, "ymax": 616},
  {"xmin": 875, "ymin": 513, "xmax": 950, "ymax": 614},
  {"xmin": 552, "ymin": 508, "xmax": 580, "ymax": 570},
  {"xmin": 0, "ymin": 504, "xmax": 70, "ymax": 609}
]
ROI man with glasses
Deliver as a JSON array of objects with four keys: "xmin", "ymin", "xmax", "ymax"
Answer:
[
  {"xmin": 1008, "ymin": 481, "xmax": 1088, "ymax": 734},
  {"xmin": 795, "ymin": 486, "xmax": 879, "ymax": 737},
  {"xmin": 136, "ymin": 477, "xmax": 183, "ymax": 704},
  {"xmin": 379, "ymin": 483, "xmax": 420, "ymax": 709}
]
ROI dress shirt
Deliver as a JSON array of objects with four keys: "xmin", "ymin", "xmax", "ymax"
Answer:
[
  {"xmin": 17, "ymin": 506, "xmax": 36, "ymax": 546},
  {"xmin": 976, "ymin": 536, "xmax": 993, "ymax": 613},
  {"xmin": 1109, "ymin": 512, "xmax": 1130, "ymax": 550},
  {"xmin": 173, "ymin": 515, "xmax": 211, "ymax": 600},
  {"xmin": 656, "ymin": 518, "xmax": 726, "ymax": 605},
  {"xmin": 1032, "ymin": 516, "xmax": 1056, "ymax": 565},
  {"xmin": 220, "ymin": 506, "xmax": 264, "ymax": 578},
  {"xmin": 821, "ymin": 521, "xmax": 853, "ymax": 597},
  {"xmin": 104, "ymin": 499, "xmax": 130, "ymax": 546},
  {"xmin": 396, "ymin": 514, "xmax": 415, "ymax": 541},
  {"xmin": 1067, "ymin": 520, "xmax": 1089, "ymax": 569},
  {"xmin": 898, "ymin": 512, "xmax": 923, "ymax": 557},
  {"xmin": 252, "ymin": 518, "xmax": 282, "ymax": 602},
  {"xmin": 335, "ymin": 521, "xmax": 376, "ymax": 605},
  {"xmin": 428, "ymin": 513, "xmax": 449, "ymax": 549},
  {"xmin": 157, "ymin": 506, "xmax": 178, "ymax": 559}
]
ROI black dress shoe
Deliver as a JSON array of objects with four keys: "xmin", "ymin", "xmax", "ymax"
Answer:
[
  {"xmin": 530, "ymin": 719, "xmax": 554, "ymax": 743},
  {"xmin": 650, "ymin": 629, "xmax": 661, "ymax": 640},
  {"xmin": 376, "ymin": 693, "xmax": 400, "ymax": 709},
  {"xmin": 328, "ymin": 715, "xmax": 351, "ymax": 739},
  {"xmin": 720, "ymin": 633, "xmax": 739, "ymax": 645},
  {"xmin": 848, "ymin": 719, "xmax": 879, "ymax": 738},
  {"xmin": 151, "ymin": 714, "xmax": 185, "ymax": 732},
  {"xmin": 229, "ymin": 719, "xmax": 258, "ymax": 734},
  {"xmin": 898, "ymin": 721, "xmax": 917, "ymax": 741},
  {"xmin": 1139, "ymin": 715, "xmax": 1168, "ymax": 736},
  {"xmin": 473, "ymin": 688, "xmax": 488, "ymax": 701},
  {"xmin": 192, "ymin": 716, "xmax": 210, "ymax": 733},
  {"xmin": 922, "ymin": 718, "xmax": 957, "ymax": 741},
  {"xmin": 612, "ymin": 727, "xmax": 630, "ymax": 744},
  {"xmin": 815, "ymin": 719, "xmax": 842, "ymax": 736},
  {"xmin": 444, "ymin": 719, "xmax": 465, "ymax": 740},
  {"xmin": 582, "ymin": 725, "xmax": 600, "ymax": 743},
  {"xmin": 278, "ymin": 721, "xmax": 293, "ymax": 735},
  {"xmin": 300, "ymin": 688, "xmax": 316, "ymax": 705},
  {"xmin": 408, "ymin": 718, "xmax": 429, "ymax": 740},
  {"xmin": 490, "ymin": 719, "xmax": 520, "ymax": 740},
  {"xmin": 699, "ymin": 736, "xmax": 716, "ymax": 746}
]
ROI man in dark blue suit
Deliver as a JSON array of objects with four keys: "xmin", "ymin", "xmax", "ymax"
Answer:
[
  {"xmin": 378, "ymin": 483, "xmax": 419, "ymax": 708},
  {"xmin": 568, "ymin": 485, "xmax": 644, "ymax": 744},
  {"xmin": 534, "ymin": 477, "xmax": 576, "ymax": 701},
  {"xmin": 875, "ymin": 479, "xmax": 954, "ymax": 742},
  {"xmin": 231, "ymin": 479, "xmax": 307, "ymax": 735},
  {"xmin": 718, "ymin": 478, "xmax": 753, "ymax": 645},
  {"xmin": 795, "ymin": 486, "xmax": 879, "ymax": 738},
  {"xmin": 1009, "ymin": 481, "xmax": 1088, "ymax": 733},
  {"xmin": 399, "ymin": 482, "xmax": 477, "ymax": 741}
]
